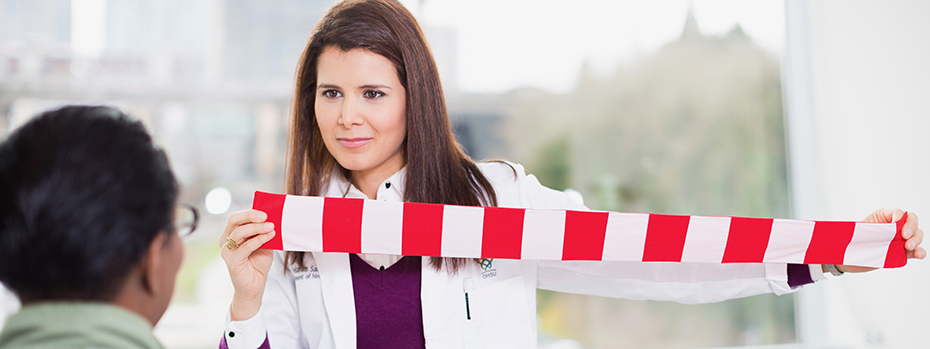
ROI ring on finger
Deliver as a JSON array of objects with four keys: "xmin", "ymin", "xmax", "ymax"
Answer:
[{"xmin": 225, "ymin": 237, "xmax": 239, "ymax": 250}]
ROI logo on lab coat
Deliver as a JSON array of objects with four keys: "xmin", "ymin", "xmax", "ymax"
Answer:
[
  {"xmin": 480, "ymin": 259, "xmax": 496, "ymax": 279},
  {"xmin": 480, "ymin": 258, "xmax": 493, "ymax": 270}
]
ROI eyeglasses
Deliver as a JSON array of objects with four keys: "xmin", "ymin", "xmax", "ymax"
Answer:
[{"xmin": 175, "ymin": 204, "xmax": 199, "ymax": 238}]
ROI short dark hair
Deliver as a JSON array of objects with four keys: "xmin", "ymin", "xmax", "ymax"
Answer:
[{"xmin": 0, "ymin": 105, "xmax": 179, "ymax": 302}]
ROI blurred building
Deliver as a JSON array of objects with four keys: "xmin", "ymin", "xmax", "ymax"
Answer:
[
  {"xmin": 222, "ymin": 0, "xmax": 329, "ymax": 83},
  {"xmin": 0, "ymin": 2, "xmax": 332, "ymax": 347},
  {"xmin": 0, "ymin": 0, "xmax": 71, "ymax": 134},
  {"xmin": 0, "ymin": 0, "xmax": 343, "ymax": 204}
]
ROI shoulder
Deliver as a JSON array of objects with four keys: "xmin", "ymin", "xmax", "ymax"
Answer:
[
  {"xmin": 476, "ymin": 161, "xmax": 586, "ymax": 210},
  {"xmin": 475, "ymin": 161, "xmax": 523, "ymax": 207},
  {"xmin": 476, "ymin": 160, "xmax": 524, "ymax": 185}
]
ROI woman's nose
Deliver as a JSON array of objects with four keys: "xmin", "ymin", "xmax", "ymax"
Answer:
[{"xmin": 338, "ymin": 98, "xmax": 364, "ymax": 128}]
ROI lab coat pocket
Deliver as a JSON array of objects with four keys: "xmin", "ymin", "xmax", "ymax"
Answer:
[{"xmin": 463, "ymin": 276, "xmax": 534, "ymax": 348}]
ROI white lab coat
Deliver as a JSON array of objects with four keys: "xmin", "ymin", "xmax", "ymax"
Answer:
[{"xmin": 225, "ymin": 162, "xmax": 819, "ymax": 349}]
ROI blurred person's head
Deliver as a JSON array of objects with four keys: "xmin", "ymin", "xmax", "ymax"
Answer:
[
  {"xmin": 0, "ymin": 105, "xmax": 183, "ymax": 325},
  {"xmin": 285, "ymin": 0, "xmax": 497, "ymax": 271}
]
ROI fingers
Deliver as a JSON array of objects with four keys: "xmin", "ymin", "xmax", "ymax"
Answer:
[
  {"xmin": 220, "ymin": 224, "xmax": 275, "ymax": 262},
  {"xmin": 890, "ymin": 208, "xmax": 905, "ymax": 223},
  {"xmin": 220, "ymin": 222, "xmax": 274, "ymax": 263},
  {"xmin": 905, "ymin": 226, "xmax": 924, "ymax": 257},
  {"xmin": 234, "ymin": 230, "xmax": 277, "ymax": 258},
  {"xmin": 893, "ymin": 211, "xmax": 924, "ymax": 260},
  {"xmin": 863, "ymin": 208, "xmax": 898, "ymax": 223},
  {"xmin": 902, "ymin": 212, "xmax": 919, "ymax": 240},
  {"xmin": 906, "ymin": 227, "xmax": 923, "ymax": 247},
  {"xmin": 899, "ymin": 212, "xmax": 921, "ymax": 257},
  {"xmin": 907, "ymin": 246, "xmax": 927, "ymax": 259},
  {"xmin": 219, "ymin": 209, "xmax": 269, "ymax": 245},
  {"xmin": 229, "ymin": 221, "xmax": 274, "ymax": 244}
]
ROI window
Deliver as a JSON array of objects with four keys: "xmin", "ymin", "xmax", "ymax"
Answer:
[{"xmin": 0, "ymin": 1, "xmax": 792, "ymax": 347}]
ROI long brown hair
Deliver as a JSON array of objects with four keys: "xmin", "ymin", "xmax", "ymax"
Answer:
[{"xmin": 285, "ymin": 0, "xmax": 497, "ymax": 272}]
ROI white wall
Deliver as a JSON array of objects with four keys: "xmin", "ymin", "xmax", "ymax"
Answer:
[{"xmin": 785, "ymin": 1, "xmax": 930, "ymax": 348}]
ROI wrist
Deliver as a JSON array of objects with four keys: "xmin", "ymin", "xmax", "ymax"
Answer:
[
  {"xmin": 230, "ymin": 293, "xmax": 263, "ymax": 321},
  {"xmin": 824, "ymin": 264, "xmax": 845, "ymax": 276}
]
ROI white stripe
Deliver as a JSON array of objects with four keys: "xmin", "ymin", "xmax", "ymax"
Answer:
[
  {"xmin": 764, "ymin": 219, "xmax": 816, "ymax": 263},
  {"xmin": 844, "ymin": 222, "xmax": 897, "ymax": 268},
  {"xmin": 601, "ymin": 212, "xmax": 650, "ymax": 262},
  {"xmin": 440, "ymin": 205, "xmax": 485, "ymax": 258},
  {"xmin": 521, "ymin": 210, "xmax": 566, "ymax": 260},
  {"xmin": 360, "ymin": 200, "xmax": 404, "ymax": 255},
  {"xmin": 680, "ymin": 216, "xmax": 732, "ymax": 263},
  {"xmin": 280, "ymin": 196, "xmax": 325, "ymax": 251}
]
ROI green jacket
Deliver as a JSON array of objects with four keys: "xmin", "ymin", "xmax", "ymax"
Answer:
[{"xmin": 0, "ymin": 302, "xmax": 162, "ymax": 349}]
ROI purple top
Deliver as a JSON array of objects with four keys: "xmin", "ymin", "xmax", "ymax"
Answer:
[
  {"xmin": 349, "ymin": 254, "xmax": 426, "ymax": 349},
  {"xmin": 787, "ymin": 263, "xmax": 815, "ymax": 288}
]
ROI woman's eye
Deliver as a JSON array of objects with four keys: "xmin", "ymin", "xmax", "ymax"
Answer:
[
  {"xmin": 363, "ymin": 90, "xmax": 385, "ymax": 99},
  {"xmin": 321, "ymin": 90, "xmax": 341, "ymax": 98}
]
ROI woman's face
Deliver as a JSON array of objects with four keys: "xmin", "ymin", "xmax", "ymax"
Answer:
[{"xmin": 315, "ymin": 46, "xmax": 407, "ymax": 180}]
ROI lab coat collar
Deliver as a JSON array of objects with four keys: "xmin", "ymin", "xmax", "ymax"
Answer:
[
  {"xmin": 383, "ymin": 166, "xmax": 406, "ymax": 197},
  {"xmin": 322, "ymin": 167, "xmax": 407, "ymax": 200}
]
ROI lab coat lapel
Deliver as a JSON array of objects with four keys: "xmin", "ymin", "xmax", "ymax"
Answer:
[
  {"xmin": 420, "ymin": 257, "xmax": 458, "ymax": 345},
  {"xmin": 312, "ymin": 252, "xmax": 356, "ymax": 349}
]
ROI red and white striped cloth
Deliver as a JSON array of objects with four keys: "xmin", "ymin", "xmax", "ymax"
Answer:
[{"xmin": 252, "ymin": 191, "xmax": 908, "ymax": 268}]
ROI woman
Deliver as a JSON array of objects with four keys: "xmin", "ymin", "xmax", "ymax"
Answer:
[{"xmin": 218, "ymin": 1, "xmax": 925, "ymax": 348}]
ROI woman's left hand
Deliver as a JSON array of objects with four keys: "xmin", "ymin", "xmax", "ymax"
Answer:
[{"xmin": 837, "ymin": 208, "xmax": 925, "ymax": 273}]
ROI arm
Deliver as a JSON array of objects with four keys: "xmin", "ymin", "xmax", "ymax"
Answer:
[
  {"xmin": 483, "ymin": 162, "xmax": 824, "ymax": 303},
  {"xmin": 539, "ymin": 209, "xmax": 924, "ymax": 304},
  {"xmin": 218, "ymin": 210, "xmax": 307, "ymax": 349},
  {"xmin": 537, "ymin": 261, "xmax": 823, "ymax": 304},
  {"xmin": 221, "ymin": 251, "xmax": 307, "ymax": 349}
]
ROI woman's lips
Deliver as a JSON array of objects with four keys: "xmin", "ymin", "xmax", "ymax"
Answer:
[{"xmin": 337, "ymin": 137, "xmax": 372, "ymax": 149}]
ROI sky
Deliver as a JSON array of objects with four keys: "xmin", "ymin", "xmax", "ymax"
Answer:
[{"xmin": 71, "ymin": 0, "xmax": 785, "ymax": 94}]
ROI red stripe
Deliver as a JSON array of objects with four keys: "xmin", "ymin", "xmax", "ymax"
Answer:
[
  {"xmin": 561, "ymin": 211, "xmax": 609, "ymax": 260},
  {"xmin": 253, "ymin": 191, "xmax": 285, "ymax": 250},
  {"xmin": 481, "ymin": 207, "xmax": 525, "ymax": 259},
  {"xmin": 321, "ymin": 197, "xmax": 364, "ymax": 253},
  {"xmin": 884, "ymin": 212, "xmax": 909, "ymax": 268},
  {"xmin": 643, "ymin": 214, "xmax": 691, "ymax": 262},
  {"xmin": 804, "ymin": 221, "xmax": 855, "ymax": 264},
  {"xmin": 721, "ymin": 217, "xmax": 774, "ymax": 263},
  {"xmin": 402, "ymin": 202, "xmax": 444, "ymax": 256}
]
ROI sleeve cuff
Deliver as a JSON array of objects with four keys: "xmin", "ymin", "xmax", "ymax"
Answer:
[
  {"xmin": 765, "ymin": 263, "xmax": 826, "ymax": 295},
  {"xmin": 810, "ymin": 264, "xmax": 826, "ymax": 282},
  {"xmin": 765, "ymin": 263, "xmax": 792, "ymax": 295},
  {"xmin": 224, "ymin": 309, "xmax": 268, "ymax": 349}
]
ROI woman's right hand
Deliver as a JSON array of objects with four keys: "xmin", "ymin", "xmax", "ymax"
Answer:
[{"xmin": 219, "ymin": 209, "xmax": 277, "ymax": 321}]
